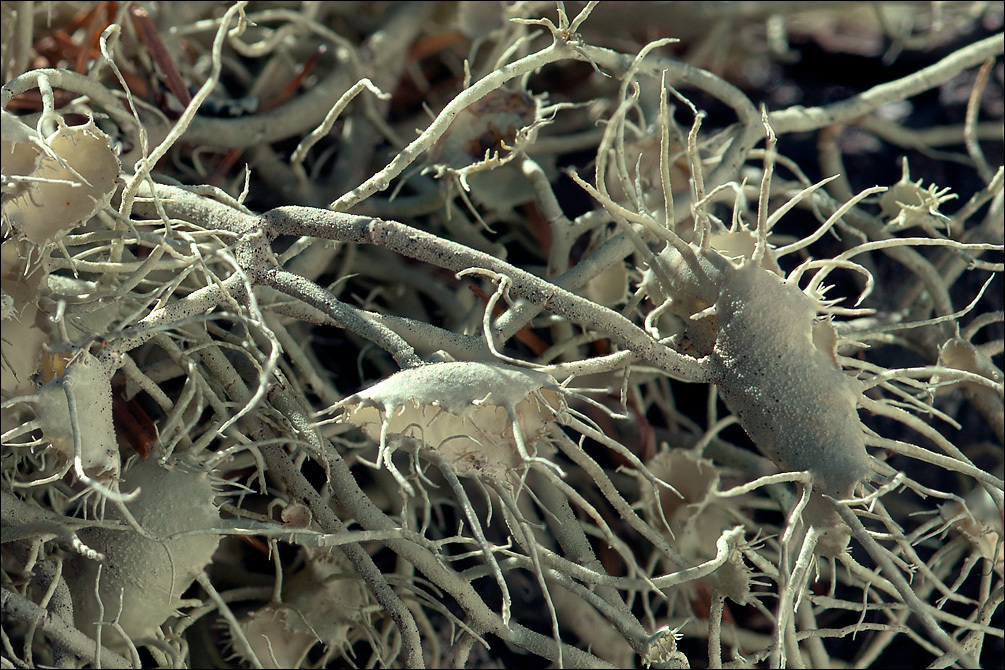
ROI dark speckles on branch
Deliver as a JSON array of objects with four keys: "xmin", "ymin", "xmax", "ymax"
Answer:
[{"xmin": 251, "ymin": 205, "xmax": 711, "ymax": 382}]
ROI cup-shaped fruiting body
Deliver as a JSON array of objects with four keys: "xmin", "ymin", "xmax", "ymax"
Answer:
[
  {"xmin": 425, "ymin": 87, "xmax": 543, "ymax": 212},
  {"xmin": 938, "ymin": 487, "xmax": 1003, "ymax": 577},
  {"xmin": 0, "ymin": 239, "xmax": 48, "ymax": 399},
  {"xmin": 646, "ymin": 245, "xmax": 873, "ymax": 499},
  {"xmin": 640, "ymin": 449, "xmax": 754, "ymax": 605},
  {"xmin": 1, "ymin": 113, "xmax": 120, "ymax": 246},
  {"xmin": 336, "ymin": 361, "xmax": 563, "ymax": 484},
  {"xmin": 1, "ymin": 111, "xmax": 42, "ymax": 200},
  {"xmin": 67, "ymin": 458, "xmax": 222, "ymax": 653},
  {"xmin": 235, "ymin": 604, "xmax": 313, "ymax": 669},
  {"xmin": 232, "ymin": 550, "xmax": 370, "ymax": 668},
  {"xmin": 585, "ymin": 257, "xmax": 630, "ymax": 308},
  {"xmin": 641, "ymin": 624, "xmax": 690, "ymax": 669},
  {"xmin": 3, "ymin": 349, "xmax": 119, "ymax": 481},
  {"xmin": 427, "ymin": 88, "xmax": 539, "ymax": 170},
  {"xmin": 880, "ymin": 157, "xmax": 955, "ymax": 232},
  {"xmin": 711, "ymin": 259, "xmax": 872, "ymax": 499}
]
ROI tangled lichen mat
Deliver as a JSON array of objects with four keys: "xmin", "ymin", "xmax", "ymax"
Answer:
[{"xmin": 1, "ymin": 2, "xmax": 1003, "ymax": 669}]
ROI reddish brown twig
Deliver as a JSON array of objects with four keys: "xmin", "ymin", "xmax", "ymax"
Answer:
[{"xmin": 130, "ymin": 5, "xmax": 192, "ymax": 108}]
